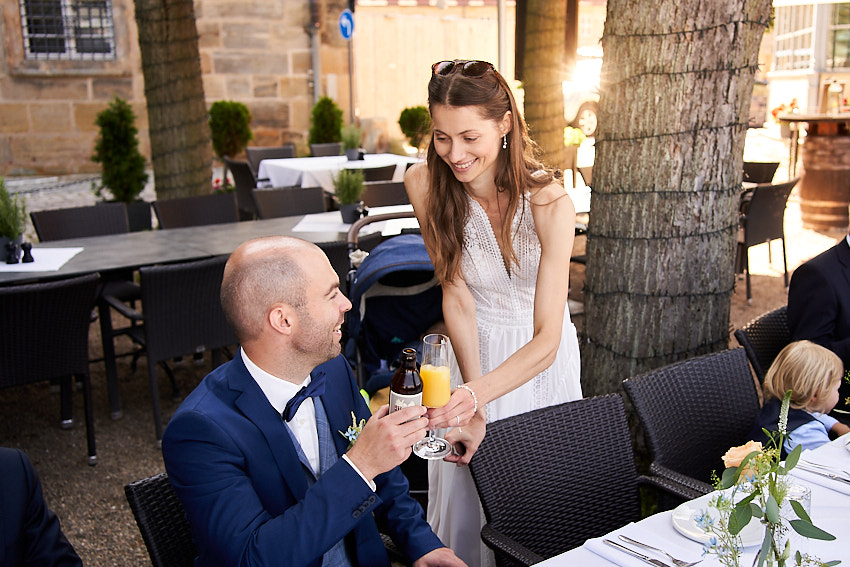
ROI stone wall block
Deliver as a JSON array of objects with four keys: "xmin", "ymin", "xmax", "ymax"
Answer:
[
  {"xmin": 74, "ymin": 102, "xmax": 109, "ymax": 133},
  {"xmin": 250, "ymin": 101, "xmax": 289, "ymax": 129},
  {"xmin": 253, "ymin": 76, "xmax": 278, "ymax": 98},
  {"xmin": 92, "ymin": 77, "xmax": 134, "ymax": 101},
  {"xmin": 222, "ymin": 23, "xmax": 270, "ymax": 50},
  {"xmin": 0, "ymin": 77, "xmax": 89, "ymax": 101},
  {"xmin": 30, "ymin": 103, "xmax": 73, "ymax": 132},
  {"xmin": 10, "ymin": 134, "xmax": 99, "ymax": 174},
  {"xmin": 225, "ymin": 76, "xmax": 251, "ymax": 98},
  {"xmin": 212, "ymin": 54, "xmax": 287, "ymax": 76},
  {"xmin": 0, "ymin": 104, "xmax": 30, "ymax": 133}
]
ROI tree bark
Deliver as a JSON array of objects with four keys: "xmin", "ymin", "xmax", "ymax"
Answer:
[
  {"xmin": 522, "ymin": 0, "xmax": 567, "ymax": 170},
  {"xmin": 134, "ymin": 0, "xmax": 212, "ymax": 199},
  {"xmin": 581, "ymin": 0, "xmax": 773, "ymax": 396}
]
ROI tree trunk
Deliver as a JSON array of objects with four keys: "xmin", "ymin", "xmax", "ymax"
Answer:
[
  {"xmin": 522, "ymin": 0, "xmax": 567, "ymax": 171},
  {"xmin": 135, "ymin": 0, "xmax": 212, "ymax": 199},
  {"xmin": 581, "ymin": 0, "xmax": 773, "ymax": 396}
]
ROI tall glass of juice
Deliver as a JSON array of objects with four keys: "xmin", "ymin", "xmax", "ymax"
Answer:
[{"xmin": 413, "ymin": 334, "xmax": 452, "ymax": 459}]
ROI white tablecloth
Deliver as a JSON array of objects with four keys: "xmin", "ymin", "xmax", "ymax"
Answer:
[
  {"xmin": 537, "ymin": 434, "xmax": 850, "ymax": 566},
  {"xmin": 291, "ymin": 204, "xmax": 417, "ymax": 237},
  {"xmin": 0, "ymin": 247, "xmax": 83, "ymax": 272},
  {"xmin": 257, "ymin": 153, "xmax": 419, "ymax": 192}
]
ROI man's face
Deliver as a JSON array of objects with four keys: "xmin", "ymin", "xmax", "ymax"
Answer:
[{"xmin": 291, "ymin": 249, "xmax": 352, "ymax": 365}]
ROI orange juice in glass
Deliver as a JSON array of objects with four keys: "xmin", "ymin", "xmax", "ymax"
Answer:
[
  {"xmin": 420, "ymin": 363, "xmax": 451, "ymax": 408},
  {"xmin": 413, "ymin": 334, "xmax": 452, "ymax": 459}
]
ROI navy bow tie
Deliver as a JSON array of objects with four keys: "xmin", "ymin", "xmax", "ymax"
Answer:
[{"xmin": 282, "ymin": 372, "xmax": 326, "ymax": 422}]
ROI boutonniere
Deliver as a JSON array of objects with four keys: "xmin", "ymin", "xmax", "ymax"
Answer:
[{"xmin": 338, "ymin": 411, "xmax": 366, "ymax": 449}]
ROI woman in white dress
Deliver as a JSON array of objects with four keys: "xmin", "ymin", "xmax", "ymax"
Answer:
[{"xmin": 405, "ymin": 60, "xmax": 583, "ymax": 567}]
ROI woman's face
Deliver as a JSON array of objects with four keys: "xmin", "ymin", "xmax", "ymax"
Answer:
[{"xmin": 430, "ymin": 104, "xmax": 509, "ymax": 186}]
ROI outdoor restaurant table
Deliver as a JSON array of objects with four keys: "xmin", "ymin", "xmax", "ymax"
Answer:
[
  {"xmin": 256, "ymin": 153, "xmax": 419, "ymax": 192},
  {"xmin": 536, "ymin": 433, "xmax": 850, "ymax": 566}
]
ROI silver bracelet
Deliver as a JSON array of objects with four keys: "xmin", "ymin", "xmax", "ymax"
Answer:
[{"xmin": 457, "ymin": 384, "xmax": 478, "ymax": 415}]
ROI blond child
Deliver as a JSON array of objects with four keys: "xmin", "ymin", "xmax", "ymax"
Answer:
[{"xmin": 750, "ymin": 340, "xmax": 850, "ymax": 454}]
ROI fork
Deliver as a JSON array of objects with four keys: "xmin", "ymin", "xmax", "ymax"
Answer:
[{"xmin": 618, "ymin": 535, "xmax": 703, "ymax": 567}]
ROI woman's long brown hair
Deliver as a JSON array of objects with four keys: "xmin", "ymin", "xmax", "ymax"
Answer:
[{"xmin": 424, "ymin": 65, "xmax": 553, "ymax": 282}]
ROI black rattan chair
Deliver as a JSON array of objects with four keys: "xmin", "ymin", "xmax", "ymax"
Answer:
[
  {"xmin": 125, "ymin": 472, "xmax": 196, "ymax": 567},
  {"xmin": 468, "ymin": 394, "xmax": 687, "ymax": 566},
  {"xmin": 743, "ymin": 161, "xmax": 779, "ymax": 183},
  {"xmin": 222, "ymin": 157, "xmax": 259, "ymax": 221},
  {"xmin": 245, "ymin": 145, "xmax": 295, "ymax": 177},
  {"xmin": 310, "ymin": 142, "xmax": 342, "ymax": 157},
  {"xmin": 0, "ymin": 273, "xmax": 99, "ymax": 465},
  {"xmin": 252, "ymin": 186, "xmax": 326, "ymax": 219},
  {"xmin": 31, "ymin": 202, "xmax": 130, "ymax": 241},
  {"xmin": 622, "ymin": 348, "xmax": 760, "ymax": 498},
  {"xmin": 103, "ymin": 256, "xmax": 237, "ymax": 440},
  {"xmin": 352, "ymin": 164, "xmax": 396, "ymax": 182},
  {"xmin": 734, "ymin": 305, "xmax": 790, "ymax": 383},
  {"xmin": 361, "ymin": 181, "xmax": 409, "ymax": 207},
  {"xmin": 153, "ymin": 193, "xmax": 238, "ymax": 229},
  {"xmin": 735, "ymin": 178, "xmax": 799, "ymax": 303}
]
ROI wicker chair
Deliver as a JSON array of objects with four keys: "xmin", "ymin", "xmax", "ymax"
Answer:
[
  {"xmin": 30, "ymin": 202, "xmax": 130, "ymax": 241},
  {"xmin": 153, "ymin": 193, "xmax": 238, "ymax": 229},
  {"xmin": 622, "ymin": 348, "xmax": 760, "ymax": 499},
  {"xmin": 468, "ymin": 394, "xmax": 688, "ymax": 566},
  {"xmin": 361, "ymin": 181, "xmax": 410, "ymax": 207},
  {"xmin": 348, "ymin": 164, "xmax": 396, "ymax": 182},
  {"xmin": 252, "ymin": 186, "xmax": 326, "ymax": 219},
  {"xmin": 125, "ymin": 473, "xmax": 197, "ymax": 567},
  {"xmin": 743, "ymin": 161, "xmax": 779, "ymax": 183},
  {"xmin": 222, "ymin": 157, "xmax": 259, "ymax": 221},
  {"xmin": 0, "ymin": 274, "xmax": 100, "ymax": 465},
  {"xmin": 103, "ymin": 256, "xmax": 237, "ymax": 440},
  {"xmin": 310, "ymin": 142, "xmax": 342, "ymax": 157},
  {"xmin": 245, "ymin": 145, "xmax": 295, "ymax": 176},
  {"xmin": 734, "ymin": 305, "xmax": 791, "ymax": 383}
]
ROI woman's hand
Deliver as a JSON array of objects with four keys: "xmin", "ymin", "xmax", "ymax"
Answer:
[
  {"xmin": 443, "ymin": 413, "xmax": 486, "ymax": 466},
  {"xmin": 426, "ymin": 385, "xmax": 477, "ymax": 428}
]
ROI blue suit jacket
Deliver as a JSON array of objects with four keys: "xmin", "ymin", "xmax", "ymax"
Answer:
[
  {"xmin": 161, "ymin": 353, "xmax": 442, "ymax": 567},
  {"xmin": 0, "ymin": 448, "xmax": 82, "ymax": 567}
]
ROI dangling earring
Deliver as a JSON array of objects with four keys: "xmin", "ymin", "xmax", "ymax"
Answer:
[{"xmin": 502, "ymin": 134, "xmax": 507, "ymax": 150}]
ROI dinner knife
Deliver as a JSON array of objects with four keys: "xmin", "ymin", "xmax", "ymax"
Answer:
[
  {"xmin": 604, "ymin": 539, "xmax": 672, "ymax": 567},
  {"xmin": 796, "ymin": 463, "xmax": 850, "ymax": 485}
]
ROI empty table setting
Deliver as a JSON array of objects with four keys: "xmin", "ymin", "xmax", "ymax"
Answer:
[
  {"xmin": 537, "ymin": 433, "xmax": 850, "ymax": 566},
  {"xmin": 256, "ymin": 153, "xmax": 419, "ymax": 192}
]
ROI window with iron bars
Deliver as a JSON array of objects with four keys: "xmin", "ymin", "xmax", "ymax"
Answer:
[{"xmin": 19, "ymin": 0, "xmax": 115, "ymax": 61}]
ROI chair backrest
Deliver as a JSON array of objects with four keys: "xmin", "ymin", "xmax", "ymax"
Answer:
[
  {"xmin": 578, "ymin": 165, "xmax": 593, "ymax": 187},
  {"xmin": 742, "ymin": 178, "xmax": 799, "ymax": 247},
  {"xmin": 0, "ymin": 273, "xmax": 99, "ymax": 386},
  {"xmin": 743, "ymin": 161, "xmax": 780, "ymax": 183},
  {"xmin": 361, "ymin": 181, "xmax": 409, "ymax": 207},
  {"xmin": 310, "ymin": 142, "xmax": 342, "ymax": 157},
  {"xmin": 153, "ymin": 193, "xmax": 238, "ymax": 229},
  {"xmin": 352, "ymin": 164, "xmax": 396, "ymax": 182},
  {"xmin": 734, "ymin": 305, "xmax": 791, "ymax": 383},
  {"xmin": 31, "ymin": 202, "xmax": 129, "ymax": 241},
  {"xmin": 469, "ymin": 394, "xmax": 641, "ymax": 561},
  {"xmin": 245, "ymin": 145, "xmax": 295, "ymax": 175},
  {"xmin": 125, "ymin": 472, "xmax": 197, "ymax": 567},
  {"xmin": 138, "ymin": 255, "xmax": 237, "ymax": 363},
  {"xmin": 622, "ymin": 348, "xmax": 760, "ymax": 485},
  {"xmin": 252, "ymin": 186, "xmax": 326, "ymax": 219},
  {"xmin": 222, "ymin": 157, "xmax": 258, "ymax": 219}
]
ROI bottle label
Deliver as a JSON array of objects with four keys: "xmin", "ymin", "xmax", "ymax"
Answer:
[{"xmin": 389, "ymin": 391, "xmax": 422, "ymax": 415}]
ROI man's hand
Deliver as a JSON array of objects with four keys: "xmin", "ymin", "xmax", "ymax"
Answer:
[
  {"xmin": 442, "ymin": 412, "xmax": 486, "ymax": 466},
  {"xmin": 345, "ymin": 404, "xmax": 428, "ymax": 481},
  {"xmin": 413, "ymin": 547, "xmax": 468, "ymax": 567}
]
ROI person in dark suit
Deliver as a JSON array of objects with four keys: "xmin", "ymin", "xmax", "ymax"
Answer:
[
  {"xmin": 787, "ymin": 234, "xmax": 850, "ymax": 417},
  {"xmin": 0, "ymin": 447, "xmax": 82, "ymax": 567},
  {"xmin": 162, "ymin": 236, "xmax": 465, "ymax": 567}
]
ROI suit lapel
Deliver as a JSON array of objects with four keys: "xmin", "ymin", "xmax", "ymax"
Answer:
[
  {"xmin": 229, "ymin": 355, "xmax": 310, "ymax": 500},
  {"xmin": 835, "ymin": 239, "xmax": 850, "ymax": 289},
  {"xmin": 317, "ymin": 364, "xmax": 357, "ymax": 458}
]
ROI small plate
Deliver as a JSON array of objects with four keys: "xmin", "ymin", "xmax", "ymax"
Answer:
[{"xmin": 671, "ymin": 490, "xmax": 763, "ymax": 547}]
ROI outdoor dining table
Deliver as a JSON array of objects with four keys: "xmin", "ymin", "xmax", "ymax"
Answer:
[
  {"xmin": 257, "ymin": 153, "xmax": 420, "ymax": 192},
  {"xmin": 537, "ymin": 433, "xmax": 850, "ymax": 565}
]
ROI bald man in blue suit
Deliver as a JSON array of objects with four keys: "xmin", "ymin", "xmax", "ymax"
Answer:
[
  {"xmin": 0, "ymin": 447, "xmax": 82, "ymax": 567},
  {"xmin": 162, "ymin": 236, "xmax": 464, "ymax": 567}
]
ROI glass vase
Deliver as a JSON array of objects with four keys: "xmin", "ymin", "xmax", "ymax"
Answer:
[{"xmin": 761, "ymin": 481, "xmax": 812, "ymax": 567}]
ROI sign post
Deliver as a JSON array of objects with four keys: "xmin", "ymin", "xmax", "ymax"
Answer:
[{"xmin": 339, "ymin": 9, "xmax": 355, "ymax": 124}]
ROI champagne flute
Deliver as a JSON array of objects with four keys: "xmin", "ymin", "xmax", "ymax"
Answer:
[{"xmin": 413, "ymin": 333, "xmax": 452, "ymax": 459}]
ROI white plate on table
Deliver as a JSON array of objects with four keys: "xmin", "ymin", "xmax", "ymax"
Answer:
[{"xmin": 671, "ymin": 490, "xmax": 763, "ymax": 547}]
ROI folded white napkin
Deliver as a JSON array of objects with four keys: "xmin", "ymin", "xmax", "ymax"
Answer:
[
  {"xmin": 0, "ymin": 247, "xmax": 83, "ymax": 272},
  {"xmin": 789, "ymin": 435, "xmax": 850, "ymax": 496},
  {"xmin": 584, "ymin": 518, "xmax": 706, "ymax": 567}
]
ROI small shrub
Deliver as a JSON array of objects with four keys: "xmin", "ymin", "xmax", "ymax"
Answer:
[
  {"xmin": 209, "ymin": 100, "xmax": 253, "ymax": 159},
  {"xmin": 341, "ymin": 124, "xmax": 362, "ymax": 150},
  {"xmin": 309, "ymin": 97, "xmax": 343, "ymax": 145},
  {"xmin": 398, "ymin": 106, "xmax": 432, "ymax": 148},
  {"xmin": 333, "ymin": 169, "xmax": 364, "ymax": 205},
  {"xmin": 0, "ymin": 177, "xmax": 27, "ymax": 239},
  {"xmin": 91, "ymin": 97, "xmax": 148, "ymax": 203}
]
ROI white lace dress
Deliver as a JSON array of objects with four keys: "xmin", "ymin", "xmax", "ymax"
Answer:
[{"xmin": 427, "ymin": 194, "xmax": 582, "ymax": 567}]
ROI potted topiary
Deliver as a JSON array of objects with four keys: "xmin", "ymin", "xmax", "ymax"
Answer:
[
  {"xmin": 398, "ymin": 106, "xmax": 432, "ymax": 153},
  {"xmin": 341, "ymin": 124, "xmax": 363, "ymax": 161},
  {"xmin": 309, "ymin": 96, "xmax": 343, "ymax": 156},
  {"xmin": 0, "ymin": 177, "xmax": 27, "ymax": 263},
  {"xmin": 209, "ymin": 100, "xmax": 253, "ymax": 189},
  {"xmin": 92, "ymin": 97, "xmax": 151, "ymax": 231},
  {"xmin": 333, "ymin": 169, "xmax": 365, "ymax": 223}
]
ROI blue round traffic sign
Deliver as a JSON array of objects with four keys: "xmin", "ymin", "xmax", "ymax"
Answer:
[{"xmin": 339, "ymin": 9, "xmax": 354, "ymax": 40}]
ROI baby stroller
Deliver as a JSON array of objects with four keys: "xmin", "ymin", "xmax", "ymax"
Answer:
[{"xmin": 344, "ymin": 212, "xmax": 443, "ymax": 395}]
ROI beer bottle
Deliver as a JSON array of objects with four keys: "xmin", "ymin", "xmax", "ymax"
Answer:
[{"xmin": 389, "ymin": 348, "xmax": 423, "ymax": 413}]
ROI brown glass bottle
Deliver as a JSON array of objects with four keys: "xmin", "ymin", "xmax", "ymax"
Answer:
[{"xmin": 389, "ymin": 348, "xmax": 423, "ymax": 413}]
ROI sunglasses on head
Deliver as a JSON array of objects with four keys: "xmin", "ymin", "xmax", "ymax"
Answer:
[{"xmin": 431, "ymin": 60, "xmax": 496, "ymax": 78}]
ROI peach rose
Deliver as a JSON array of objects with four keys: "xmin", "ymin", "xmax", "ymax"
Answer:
[{"xmin": 721, "ymin": 440, "xmax": 763, "ymax": 469}]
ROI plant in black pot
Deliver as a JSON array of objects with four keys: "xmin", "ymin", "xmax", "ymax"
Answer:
[
  {"xmin": 209, "ymin": 99, "xmax": 253, "ymax": 188},
  {"xmin": 341, "ymin": 124, "xmax": 363, "ymax": 161},
  {"xmin": 0, "ymin": 177, "xmax": 27, "ymax": 263},
  {"xmin": 333, "ymin": 169, "xmax": 365, "ymax": 224},
  {"xmin": 398, "ymin": 105, "xmax": 432, "ymax": 154},
  {"xmin": 91, "ymin": 97, "xmax": 151, "ymax": 231},
  {"xmin": 309, "ymin": 97, "xmax": 343, "ymax": 156}
]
